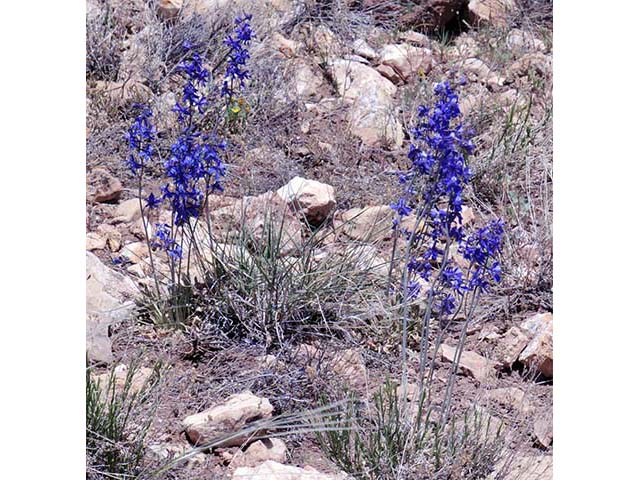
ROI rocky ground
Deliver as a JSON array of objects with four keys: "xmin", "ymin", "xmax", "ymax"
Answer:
[{"xmin": 86, "ymin": 1, "xmax": 553, "ymax": 479}]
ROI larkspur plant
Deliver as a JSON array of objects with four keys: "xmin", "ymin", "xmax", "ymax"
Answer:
[
  {"xmin": 390, "ymin": 80, "xmax": 505, "ymax": 424},
  {"xmin": 123, "ymin": 16, "xmax": 253, "ymax": 318},
  {"xmin": 221, "ymin": 14, "xmax": 253, "ymax": 101}
]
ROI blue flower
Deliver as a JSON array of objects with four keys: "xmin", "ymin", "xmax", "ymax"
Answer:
[
  {"xmin": 390, "ymin": 197, "xmax": 412, "ymax": 217},
  {"xmin": 146, "ymin": 192, "xmax": 162, "ymax": 210},
  {"xmin": 392, "ymin": 80, "xmax": 504, "ymax": 315},
  {"xmin": 221, "ymin": 14, "xmax": 254, "ymax": 100},
  {"xmin": 152, "ymin": 223, "xmax": 183, "ymax": 260},
  {"xmin": 161, "ymin": 42, "xmax": 229, "ymax": 227},
  {"xmin": 124, "ymin": 106, "xmax": 156, "ymax": 174}
]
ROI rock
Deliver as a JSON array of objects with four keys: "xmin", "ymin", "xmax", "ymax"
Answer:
[
  {"xmin": 292, "ymin": 60, "xmax": 325, "ymax": 99},
  {"xmin": 86, "ymin": 252, "xmax": 138, "ymax": 364},
  {"xmin": 395, "ymin": 382, "xmax": 421, "ymax": 403},
  {"xmin": 344, "ymin": 54, "xmax": 370, "ymax": 65},
  {"xmin": 352, "ymin": 38, "xmax": 377, "ymax": 60},
  {"xmin": 494, "ymin": 326, "xmax": 529, "ymax": 367},
  {"xmin": 507, "ymin": 52, "xmax": 552, "ymax": 81},
  {"xmin": 305, "ymin": 97, "xmax": 342, "ymax": 116},
  {"xmin": 157, "ymin": 0, "xmax": 182, "ymax": 19},
  {"xmin": 232, "ymin": 460, "xmax": 342, "ymax": 480},
  {"xmin": 328, "ymin": 59, "xmax": 403, "ymax": 149},
  {"xmin": 398, "ymin": 30, "xmax": 429, "ymax": 47},
  {"xmin": 461, "ymin": 58, "xmax": 505, "ymax": 89},
  {"xmin": 127, "ymin": 263, "xmax": 146, "ymax": 278},
  {"xmin": 276, "ymin": 176, "xmax": 336, "ymax": 224},
  {"xmin": 533, "ymin": 409, "xmax": 553, "ymax": 448},
  {"xmin": 348, "ymin": 244, "xmax": 389, "ymax": 277},
  {"xmin": 118, "ymin": 24, "xmax": 162, "ymax": 83},
  {"xmin": 376, "ymin": 63, "xmax": 403, "ymax": 84},
  {"xmin": 507, "ymin": 29, "xmax": 547, "ymax": 53},
  {"xmin": 439, "ymin": 344, "xmax": 499, "ymax": 382},
  {"xmin": 87, "ymin": 168, "xmax": 123, "ymax": 203},
  {"xmin": 519, "ymin": 313, "xmax": 553, "ymax": 378},
  {"xmin": 498, "ymin": 88, "xmax": 529, "ymax": 113},
  {"xmin": 468, "ymin": 0, "xmax": 515, "ymax": 28},
  {"xmin": 93, "ymin": 364, "xmax": 154, "ymax": 397},
  {"xmin": 112, "ymin": 198, "xmax": 143, "ymax": 224},
  {"xmin": 272, "ymin": 32, "xmax": 302, "ymax": 58},
  {"xmin": 448, "ymin": 34, "xmax": 480, "ymax": 59},
  {"xmin": 96, "ymin": 224, "xmax": 122, "ymax": 252},
  {"xmin": 335, "ymin": 205, "xmax": 395, "ymax": 241},
  {"xmin": 378, "ymin": 43, "xmax": 432, "ymax": 82},
  {"xmin": 86, "ymin": 232, "xmax": 107, "ymax": 251},
  {"xmin": 458, "ymin": 91, "xmax": 485, "ymax": 116},
  {"xmin": 491, "ymin": 455, "xmax": 552, "ymax": 480},
  {"xmin": 157, "ymin": 0, "xmax": 236, "ymax": 19},
  {"xmin": 229, "ymin": 438, "xmax": 288, "ymax": 468},
  {"xmin": 458, "ymin": 205, "xmax": 475, "ymax": 226},
  {"xmin": 147, "ymin": 443, "xmax": 207, "ymax": 466},
  {"xmin": 92, "ymin": 80, "xmax": 152, "ymax": 104},
  {"xmin": 182, "ymin": 392, "xmax": 274, "ymax": 448},
  {"xmin": 486, "ymin": 387, "xmax": 535, "ymax": 415},
  {"xmin": 120, "ymin": 241, "xmax": 149, "ymax": 264},
  {"xmin": 306, "ymin": 24, "xmax": 340, "ymax": 57},
  {"xmin": 210, "ymin": 192, "xmax": 303, "ymax": 256}
]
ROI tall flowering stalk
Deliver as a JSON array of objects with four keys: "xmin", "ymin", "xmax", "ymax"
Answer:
[
  {"xmin": 123, "ymin": 15, "xmax": 253, "ymax": 322},
  {"xmin": 125, "ymin": 105, "xmax": 162, "ymax": 296},
  {"xmin": 221, "ymin": 14, "xmax": 253, "ymax": 101},
  {"xmin": 390, "ymin": 80, "xmax": 504, "ymax": 423},
  {"xmin": 221, "ymin": 14, "xmax": 253, "ymax": 122}
]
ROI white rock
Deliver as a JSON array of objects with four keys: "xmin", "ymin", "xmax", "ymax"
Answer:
[
  {"xmin": 112, "ymin": 198, "xmax": 143, "ymax": 224},
  {"xmin": 232, "ymin": 460, "xmax": 342, "ymax": 480},
  {"xmin": 120, "ymin": 241, "xmax": 149, "ymax": 264},
  {"xmin": 490, "ymin": 455, "xmax": 552, "ymax": 480},
  {"xmin": 92, "ymin": 364, "xmax": 154, "ymax": 397},
  {"xmin": 86, "ymin": 232, "xmax": 107, "ymax": 251},
  {"xmin": 328, "ymin": 59, "xmax": 403, "ymax": 149},
  {"xmin": 507, "ymin": 29, "xmax": 547, "ymax": 53},
  {"xmin": 86, "ymin": 252, "xmax": 138, "ymax": 363},
  {"xmin": 468, "ymin": 0, "xmax": 515, "ymax": 27},
  {"xmin": 293, "ymin": 61, "xmax": 325, "ymax": 99},
  {"xmin": 379, "ymin": 43, "xmax": 432, "ymax": 81},
  {"xmin": 182, "ymin": 392, "xmax": 274, "ymax": 448},
  {"xmin": 276, "ymin": 176, "xmax": 336, "ymax": 224},
  {"xmin": 462, "ymin": 58, "xmax": 505, "ymax": 89},
  {"xmin": 519, "ymin": 312, "xmax": 553, "ymax": 377},
  {"xmin": 486, "ymin": 387, "xmax": 535, "ymax": 414},
  {"xmin": 352, "ymin": 38, "xmax": 377, "ymax": 59},
  {"xmin": 495, "ymin": 326, "xmax": 529, "ymax": 367},
  {"xmin": 229, "ymin": 438, "xmax": 287, "ymax": 468},
  {"xmin": 272, "ymin": 32, "xmax": 302, "ymax": 58}
]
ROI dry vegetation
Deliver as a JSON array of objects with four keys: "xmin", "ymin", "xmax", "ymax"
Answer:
[{"xmin": 86, "ymin": 1, "xmax": 553, "ymax": 479}]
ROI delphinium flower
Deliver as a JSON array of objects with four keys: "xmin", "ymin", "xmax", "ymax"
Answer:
[
  {"xmin": 125, "ymin": 105, "xmax": 156, "ymax": 174},
  {"xmin": 391, "ymin": 80, "xmax": 504, "ymax": 316},
  {"xmin": 173, "ymin": 41, "xmax": 210, "ymax": 123},
  {"xmin": 221, "ymin": 14, "xmax": 254, "ymax": 101},
  {"xmin": 152, "ymin": 223, "xmax": 183, "ymax": 260},
  {"xmin": 162, "ymin": 42, "xmax": 227, "ymax": 229}
]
